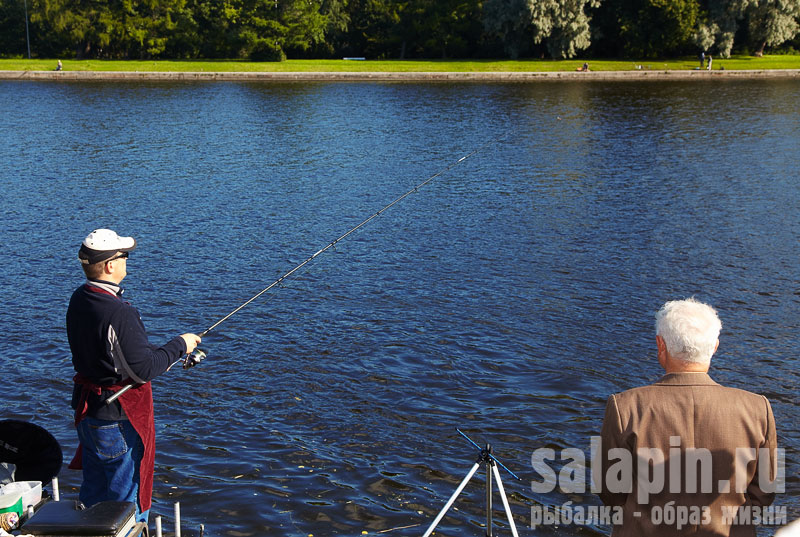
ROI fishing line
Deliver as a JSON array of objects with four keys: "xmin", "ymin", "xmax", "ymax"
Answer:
[
  {"xmin": 107, "ymin": 135, "xmax": 505, "ymax": 404},
  {"xmin": 199, "ymin": 148, "xmax": 484, "ymax": 338}
]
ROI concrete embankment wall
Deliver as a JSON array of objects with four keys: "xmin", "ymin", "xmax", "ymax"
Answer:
[{"xmin": 2, "ymin": 69, "xmax": 800, "ymax": 82}]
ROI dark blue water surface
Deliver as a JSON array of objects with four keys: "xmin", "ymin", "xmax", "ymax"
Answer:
[{"xmin": 1, "ymin": 79, "xmax": 798, "ymax": 536}]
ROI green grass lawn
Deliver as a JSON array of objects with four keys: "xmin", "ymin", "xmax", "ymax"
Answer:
[{"xmin": 2, "ymin": 56, "xmax": 800, "ymax": 72}]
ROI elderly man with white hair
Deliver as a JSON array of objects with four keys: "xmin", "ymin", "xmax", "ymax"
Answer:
[{"xmin": 598, "ymin": 298, "xmax": 779, "ymax": 537}]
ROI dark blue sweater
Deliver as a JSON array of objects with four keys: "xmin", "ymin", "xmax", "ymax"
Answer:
[{"xmin": 67, "ymin": 280, "xmax": 187, "ymax": 419}]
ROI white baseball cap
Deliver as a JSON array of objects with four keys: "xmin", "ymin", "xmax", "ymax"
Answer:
[{"xmin": 78, "ymin": 229, "xmax": 137, "ymax": 264}]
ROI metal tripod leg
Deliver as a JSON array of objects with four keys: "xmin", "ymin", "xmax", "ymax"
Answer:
[
  {"xmin": 492, "ymin": 462, "xmax": 519, "ymax": 537},
  {"xmin": 421, "ymin": 457, "xmax": 519, "ymax": 537},
  {"xmin": 421, "ymin": 462, "xmax": 480, "ymax": 537},
  {"xmin": 486, "ymin": 459, "xmax": 493, "ymax": 536}
]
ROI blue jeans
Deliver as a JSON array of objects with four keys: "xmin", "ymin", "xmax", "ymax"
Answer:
[{"xmin": 77, "ymin": 417, "xmax": 149, "ymax": 523}]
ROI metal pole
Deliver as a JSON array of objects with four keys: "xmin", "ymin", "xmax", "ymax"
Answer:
[
  {"xmin": 485, "ymin": 445, "xmax": 493, "ymax": 537},
  {"xmin": 23, "ymin": 0, "xmax": 31, "ymax": 59}
]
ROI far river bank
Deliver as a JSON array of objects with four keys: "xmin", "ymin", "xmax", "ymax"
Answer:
[{"xmin": 2, "ymin": 68, "xmax": 800, "ymax": 81}]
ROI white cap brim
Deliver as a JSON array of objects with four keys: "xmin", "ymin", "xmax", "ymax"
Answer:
[{"xmin": 79, "ymin": 229, "xmax": 137, "ymax": 264}]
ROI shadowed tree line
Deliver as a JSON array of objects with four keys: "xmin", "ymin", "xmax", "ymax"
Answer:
[{"xmin": 1, "ymin": 0, "xmax": 798, "ymax": 60}]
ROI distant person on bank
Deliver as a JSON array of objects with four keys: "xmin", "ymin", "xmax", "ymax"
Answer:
[
  {"xmin": 67, "ymin": 229, "xmax": 201, "ymax": 523},
  {"xmin": 598, "ymin": 298, "xmax": 778, "ymax": 536}
]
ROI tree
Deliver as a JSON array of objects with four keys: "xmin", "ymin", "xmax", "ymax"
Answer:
[
  {"xmin": 0, "ymin": 0, "xmax": 27, "ymax": 56},
  {"xmin": 625, "ymin": 0, "xmax": 700, "ymax": 56},
  {"xmin": 483, "ymin": 0, "xmax": 535, "ymax": 58},
  {"xmin": 692, "ymin": 0, "xmax": 799, "ymax": 57},
  {"xmin": 694, "ymin": 0, "xmax": 750, "ymax": 57},
  {"xmin": 305, "ymin": 0, "xmax": 350, "ymax": 56},
  {"xmin": 592, "ymin": 0, "xmax": 699, "ymax": 57},
  {"xmin": 31, "ymin": 0, "xmax": 116, "ymax": 57},
  {"xmin": 747, "ymin": 0, "xmax": 800, "ymax": 55},
  {"xmin": 115, "ymin": 0, "xmax": 190, "ymax": 57},
  {"xmin": 376, "ymin": 0, "xmax": 482, "ymax": 59},
  {"xmin": 484, "ymin": 0, "xmax": 600, "ymax": 59},
  {"xmin": 158, "ymin": 0, "xmax": 345, "ymax": 60},
  {"xmin": 331, "ymin": 0, "xmax": 403, "ymax": 58},
  {"xmin": 417, "ymin": 0, "xmax": 482, "ymax": 58},
  {"xmin": 30, "ymin": 0, "xmax": 190, "ymax": 58},
  {"xmin": 162, "ymin": 4, "xmax": 202, "ymax": 57},
  {"xmin": 533, "ymin": 0, "xmax": 600, "ymax": 58},
  {"xmin": 187, "ymin": 0, "xmax": 286, "ymax": 60},
  {"xmin": 280, "ymin": 0, "xmax": 329, "ymax": 54}
]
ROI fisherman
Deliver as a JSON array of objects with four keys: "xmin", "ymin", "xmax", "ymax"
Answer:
[
  {"xmin": 66, "ymin": 229, "xmax": 201, "ymax": 523},
  {"xmin": 598, "ymin": 298, "xmax": 778, "ymax": 536}
]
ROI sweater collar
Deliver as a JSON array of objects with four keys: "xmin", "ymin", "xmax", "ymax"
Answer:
[{"xmin": 86, "ymin": 279, "xmax": 123, "ymax": 297}]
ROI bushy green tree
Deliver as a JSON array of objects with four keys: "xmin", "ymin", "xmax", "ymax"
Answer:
[
  {"xmin": 420, "ymin": 0, "xmax": 482, "ymax": 57},
  {"xmin": 306, "ymin": 0, "xmax": 350, "ymax": 56},
  {"xmin": 593, "ymin": 0, "xmax": 700, "ymax": 57},
  {"xmin": 695, "ymin": 0, "xmax": 750, "ymax": 56},
  {"xmin": 30, "ymin": 0, "xmax": 192, "ymax": 58},
  {"xmin": 536, "ymin": 0, "xmax": 600, "ymax": 58},
  {"xmin": 10, "ymin": 0, "xmax": 798, "ymax": 59},
  {"xmin": 0, "ymin": 0, "xmax": 27, "ymax": 56},
  {"xmin": 31, "ymin": 0, "xmax": 115, "ymax": 57},
  {"xmin": 483, "ymin": 0, "xmax": 534, "ymax": 58},
  {"xmin": 116, "ymin": 0, "xmax": 189, "ymax": 57},
  {"xmin": 161, "ymin": 5, "xmax": 201, "ymax": 57},
  {"xmin": 625, "ymin": 0, "xmax": 699, "ymax": 56},
  {"xmin": 380, "ymin": 0, "xmax": 481, "ymax": 58},
  {"xmin": 281, "ymin": 0, "xmax": 331, "ymax": 55},
  {"xmin": 330, "ymin": 0, "xmax": 402, "ymax": 58},
  {"xmin": 692, "ymin": 0, "xmax": 799, "ymax": 57},
  {"xmin": 747, "ymin": 0, "xmax": 800, "ymax": 54},
  {"xmin": 484, "ymin": 0, "xmax": 599, "ymax": 58},
  {"xmin": 188, "ymin": 0, "xmax": 285, "ymax": 59}
]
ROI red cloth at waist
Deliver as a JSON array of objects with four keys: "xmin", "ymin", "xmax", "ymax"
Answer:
[{"xmin": 69, "ymin": 374, "xmax": 156, "ymax": 512}]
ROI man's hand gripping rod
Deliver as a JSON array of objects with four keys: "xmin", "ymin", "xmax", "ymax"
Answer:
[
  {"xmin": 106, "ymin": 142, "xmax": 496, "ymax": 406},
  {"xmin": 105, "ymin": 349, "xmax": 206, "ymax": 405}
]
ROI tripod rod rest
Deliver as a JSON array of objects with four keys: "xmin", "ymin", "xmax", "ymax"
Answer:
[
  {"xmin": 477, "ymin": 443, "xmax": 495, "ymax": 465},
  {"xmin": 458, "ymin": 430, "xmax": 520, "ymax": 480},
  {"xmin": 422, "ymin": 430, "xmax": 522, "ymax": 537}
]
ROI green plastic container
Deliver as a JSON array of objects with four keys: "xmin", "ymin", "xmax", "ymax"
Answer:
[{"xmin": 0, "ymin": 487, "xmax": 23, "ymax": 517}]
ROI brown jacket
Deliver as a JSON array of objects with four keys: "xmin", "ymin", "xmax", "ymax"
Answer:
[{"xmin": 599, "ymin": 372, "xmax": 777, "ymax": 536}]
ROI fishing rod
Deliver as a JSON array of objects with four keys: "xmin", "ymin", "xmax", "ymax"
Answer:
[{"xmin": 107, "ymin": 138, "xmax": 500, "ymax": 405}]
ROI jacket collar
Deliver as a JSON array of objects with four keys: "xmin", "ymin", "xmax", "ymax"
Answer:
[{"xmin": 654, "ymin": 372, "xmax": 719, "ymax": 386}]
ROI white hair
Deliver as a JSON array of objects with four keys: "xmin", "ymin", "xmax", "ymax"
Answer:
[{"xmin": 655, "ymin": 298, "xmax": 722, "ymax": 364}]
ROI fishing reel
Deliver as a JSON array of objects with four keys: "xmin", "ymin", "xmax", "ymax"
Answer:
[{"xmin": 183, "ymin": 349, "xmax": 207, "ymax": 369}]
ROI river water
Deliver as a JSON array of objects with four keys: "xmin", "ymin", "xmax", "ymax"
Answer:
[{"xmin": 0, "ymin": 78, "xmax": 798, "ymax": 536}]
